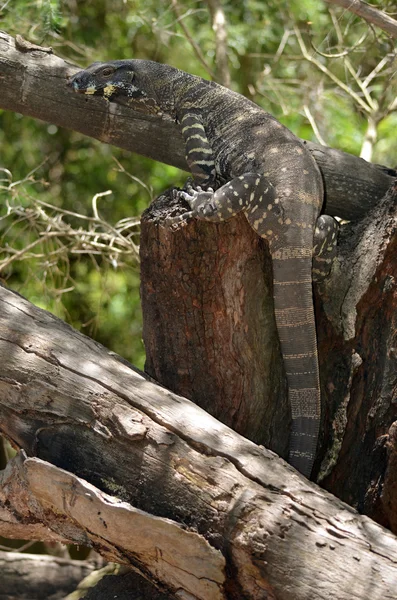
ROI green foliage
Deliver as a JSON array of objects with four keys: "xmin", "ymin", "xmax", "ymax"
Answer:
[{"xmin": 0, "ymin": 0, "xmax": 396, "ymax": 369}]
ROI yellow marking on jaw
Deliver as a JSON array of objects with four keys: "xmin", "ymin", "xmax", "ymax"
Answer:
[
  {"xmin": 84, "ymin": 86, "xmax": 97, "ymax": 95},
  {"xmin": 103, "ymin": 84, "xmax": 117, "ymax": 97}
]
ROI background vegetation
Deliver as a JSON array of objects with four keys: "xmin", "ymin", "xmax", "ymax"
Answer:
[{"xmin": 0, "ymin": 0, "xmax": 396, "ymax": 370}]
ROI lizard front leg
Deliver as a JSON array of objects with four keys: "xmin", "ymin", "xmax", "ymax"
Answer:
[
  {"xmin": 178, "ymin": 111, "xmax": 217, "ymax": 188},
  {"xmin": 167, "ymin": 174, "xmax": 277, "ymax": 227}
]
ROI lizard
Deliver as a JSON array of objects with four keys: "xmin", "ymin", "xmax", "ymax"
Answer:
[{"xmin": 69, "ymin": 59, "xmax": 338, "ymax": 478}]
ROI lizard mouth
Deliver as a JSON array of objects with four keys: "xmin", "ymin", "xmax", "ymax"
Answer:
[{"xmin": 68, "ymin": 76, "xmax": 98, "ymax": 95}]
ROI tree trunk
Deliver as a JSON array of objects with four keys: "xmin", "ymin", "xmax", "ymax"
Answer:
[
  {"xmin": 0, "ymin": 284, "xmax": 397, "ymax": 599},
  {"xmin": 141, "ymin": 197, "xmax": 288, "ymax": 458}
]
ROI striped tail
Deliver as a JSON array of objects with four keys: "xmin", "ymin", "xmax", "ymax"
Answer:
[{"xmin": 272, "ymin": 249, "xmax": 320, "ymax": 477}]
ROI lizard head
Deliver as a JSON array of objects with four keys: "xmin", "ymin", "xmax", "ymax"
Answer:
[
  {"xmin": 69, "ymin": 60, "xmax": 149, "ymax": 100},
  {"xmin": 68, "ymin": 60, "xmax": 165, "ymax": 113}
]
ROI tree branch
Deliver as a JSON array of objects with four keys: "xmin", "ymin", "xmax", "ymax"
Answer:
[
  {"xmin": 323, "ymin": 0, "xmax": 397, "ymax": 38},
  {"xmin": 0, "ymin": 548, "xmax": 102, "ymax": 599}
]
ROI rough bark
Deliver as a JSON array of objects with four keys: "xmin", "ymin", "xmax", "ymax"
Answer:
[
  {"xmin": 316, "ymin": 180, "xmax": 397, "ymax": 527},
  {"xmin": 0, "ymin": 31, "xmax": 395, "ymax": 222},
  {"xmin": 1, "ymin": 284, "xmax": 397, "ymax": 599},
  {"xmin": 0, "ymin": 550, "xmax": 101, "ymax": 600}
]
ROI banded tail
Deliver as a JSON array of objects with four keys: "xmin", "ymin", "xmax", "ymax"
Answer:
[{"xmin": 272, "ymin": 251, "xmax": 320, "ymax": 477}]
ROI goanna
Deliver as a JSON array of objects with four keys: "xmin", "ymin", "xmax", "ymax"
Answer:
[{"xmin": 70, "ymin": 59, "xmax": 337, "ymax": 478}]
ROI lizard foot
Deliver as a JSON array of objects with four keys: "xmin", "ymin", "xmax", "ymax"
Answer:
[{"xmin": 178, "ymin": 184, "xmax": 218, "ymax": 218}]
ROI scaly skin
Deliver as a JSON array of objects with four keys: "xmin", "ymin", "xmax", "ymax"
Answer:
[{"xmin": 70, "ymin": 60, "xmax": 331, "ymax": 477}]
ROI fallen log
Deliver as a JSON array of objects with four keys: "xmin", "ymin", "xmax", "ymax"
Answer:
[{"xmin": 0, "ymin": 284, "xmax": 397, "ymax": 599}]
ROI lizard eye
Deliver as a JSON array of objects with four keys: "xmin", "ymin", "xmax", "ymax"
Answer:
[{"xmin": 101, "ymin": 67, "xmax": 115, "ymax": 77}]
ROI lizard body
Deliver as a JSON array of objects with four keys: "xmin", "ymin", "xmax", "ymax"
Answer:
[{"xmin": 70, "ymin": 60, "xmax": 332, "ymax": 477}]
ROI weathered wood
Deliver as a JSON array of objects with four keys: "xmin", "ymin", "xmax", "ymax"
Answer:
[
  {"xmin": 0, "ymin": 284, "xmax": 397, "ymax": 599},
  {"xmin": 0, "ymin": 31, "xmax": 394, "ymax": 222}
]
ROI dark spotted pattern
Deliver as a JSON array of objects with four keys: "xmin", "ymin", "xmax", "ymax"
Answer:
[{"xmin": 70, "ymin": 59, "xmax": 336, "ymax": 478}]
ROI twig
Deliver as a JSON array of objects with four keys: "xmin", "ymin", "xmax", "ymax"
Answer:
[
  {"xmin": 328, "ymin": 12, "xmax": 377, "ymax": 110},
  {"xmin": 363, "ymin": 54, "xmax": 394, "ymax": 88},
  {"xmin": 92, "ymin": 190, "xmax": 112, "ymax": 220},
  {"xmin": 293, "ymin": 25, "xmax": 372, "ymax": 113},
  {"xmin": 303, "ymin": 105, "xmax": 328, "ymax": 146},
  {"xmin": 274, "ymin": 29, "xmax": 292, "ymax": 62}
]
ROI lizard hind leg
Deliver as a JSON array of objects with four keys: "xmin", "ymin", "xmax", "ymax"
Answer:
[{"xmin": 312, "ymin": 215, "xmax": 339, "ymax": 282}]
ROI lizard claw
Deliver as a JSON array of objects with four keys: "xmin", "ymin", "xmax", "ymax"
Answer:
[{"xmin": 163, "ymin": 210, "xmax": 194, "ymax": 229}]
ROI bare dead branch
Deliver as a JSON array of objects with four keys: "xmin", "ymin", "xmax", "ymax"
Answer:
[{"xmin": 293, "ymin": 25, "xmax": 372, "ymax": 113}]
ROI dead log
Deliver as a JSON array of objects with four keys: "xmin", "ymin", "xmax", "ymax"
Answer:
[
  {"xmin": 0, "ymin": 30, "xmax": 394, "ymax": 222},
  {"xmin": 0, "ymin": 283, "xmax": 397, "ymax": 599}
]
